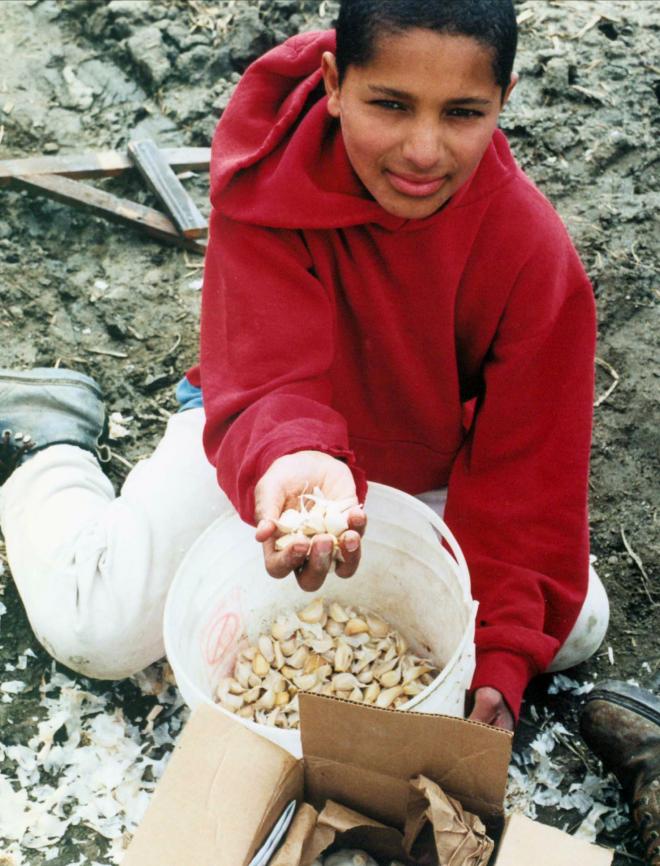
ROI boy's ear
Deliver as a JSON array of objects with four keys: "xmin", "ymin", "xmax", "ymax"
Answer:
[
  {"xmin": 321, "ymin": 51, "xmax": 341, "ymax": 118},
  {"xmin": 501, "ymin": 72, "xmax": 518, "ymax": 108}
]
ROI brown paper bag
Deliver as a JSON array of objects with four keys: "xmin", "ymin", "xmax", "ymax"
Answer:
[{"xmin": 403, "ymin": 775, "xmax": 494, "ymax": 866}]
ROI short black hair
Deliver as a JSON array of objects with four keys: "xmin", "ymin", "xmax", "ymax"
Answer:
[{"xmin": 335, "ymin": 0, "xmax": 518, "ymax": 98}]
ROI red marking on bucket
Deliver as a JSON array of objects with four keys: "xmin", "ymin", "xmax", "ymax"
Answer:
[{"xmin": 202, "ymin": 590, "xmax": 243, "ymax": 672}]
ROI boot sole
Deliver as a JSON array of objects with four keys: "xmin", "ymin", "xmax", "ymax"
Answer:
[{"xmin": 584, "ymin": 680, "xmax": 660, "ymax": 727}]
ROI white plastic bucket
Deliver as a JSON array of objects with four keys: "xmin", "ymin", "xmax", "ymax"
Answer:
[{"xmin": 164, "ymin": 481, "xmax": 477, "ymax": 757}]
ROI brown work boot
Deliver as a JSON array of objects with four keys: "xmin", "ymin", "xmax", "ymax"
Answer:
[{"xmin": 580, "ymin": 680, "xmax": 660, "ymax": 866}]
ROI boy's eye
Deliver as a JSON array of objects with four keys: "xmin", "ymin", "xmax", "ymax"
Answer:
[
  {"xmin": 448, "ymin": 108, "xmax": 483, "ymax": 118},
  {"xmin": 370, "ymin": 99, "xmax": 407, "ymax": 112}
]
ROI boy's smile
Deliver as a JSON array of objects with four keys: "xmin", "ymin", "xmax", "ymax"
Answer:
[{"xmin": 323, "ymin": 29, "xmax": 516, "ymax": 220}]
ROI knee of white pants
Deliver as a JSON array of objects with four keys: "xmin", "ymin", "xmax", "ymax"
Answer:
[
  {"xmin": 547, "ymin": 564, "xmax": 610, "ymax": 672},
  {"xmin": 32, "ymin": 609, "xmax": 165, "ymax": 681}
]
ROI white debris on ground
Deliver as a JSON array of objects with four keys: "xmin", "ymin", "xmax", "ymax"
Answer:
[
  {"xmin": 505, "ymin": 674, "xmax": 629, "ymax": 844},
  {"xmin": 0, "ymin": 667, "xmax": 630, "ymax": 863},
  {"xmin": 0, "ymin": 660, "xmax": 187, "ymax": 865},
  {"xmin": 107, "ymin": 412, "xmax": 132, "ymax": 440}
]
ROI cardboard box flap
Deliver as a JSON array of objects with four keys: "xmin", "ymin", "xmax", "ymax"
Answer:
[
  {"xmin": 495, "ymin": 814, "xmax": 614, "ymax": 865},
  {"xmin": 123, "ymin": 704, "xmax": 303, "ymax": 866},
  {"xmin": 299, "ymin": 693, "xmax": 511, "ymax": 822}
]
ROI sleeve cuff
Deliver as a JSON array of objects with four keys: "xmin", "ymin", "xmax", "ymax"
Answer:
[{"xmin": 471, "ymin": 649, "xmax": 539, "ymax": 722}]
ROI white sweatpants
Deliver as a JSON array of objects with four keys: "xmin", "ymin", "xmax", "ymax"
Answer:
[{"xmin": 0, "ymin": 407, "xmax": 609, "ymax": 679}]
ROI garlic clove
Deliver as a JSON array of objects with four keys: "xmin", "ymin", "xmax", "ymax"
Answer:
[
  {"xmin": 281, "ymin": 665, "xmax": 297, "ymax": 681},
  {"xmin": 274, "ymin": 532, "xmax": 309, "ymax": 551},
  {"xmin": 324, "ymin": 505, "xmax": 349, "ymax": 536},
  {"xmin": 332, "ymin": 672, "xmax": 361, "ymax": 691},
  {"xmin": 372, "ymin": 657, "xmax": 398, "ymax": 678},
  {"xmin": 375, "ymin": 685, "xmax": 404, "ymax": 708},
  {"xmin": 252, "ymin": 652, "xmax": 270, "ymax": 677},
  {"xmin": 379, "ymin": 667, "xmax": 402, "ymax": 688},
  {"xmin": 237, "ymin": 705, "xmax": 255, "ymax": 719},
  {"xmin": 364, "ymin": 682, "xmax": 381, "ymax": 704},
  {"xmin": 303, "ymin": 653, "xmax": 322, "ymax": 675},
  {"xmin": 287, "ymin": 645, "xmax": 309, "ymax": 669},
  {"xmin": 302, "ymin": 511, "xmax": 326, "ymax": 535},
  {"xmin": 366, "ymin": 612, "xmax": 390, "ymax": 638},
  {"xmin": 344, "ymin": 617, "xmax": 369, "ymax": 636},
  {"xmin": 383, "ymin": 643, "xmax": 398, "ymax": 663},
  {"xmin": 352, "ymin": 648, "xmax": 378, "ymax": 673},
  {"xmin": 243, "ymin": 686, "xmax": 261, "ymax": 704},
  {"xmin": 333, "ymin": 642, "xmax": 353, "ymax": 672},
  {"xmin": 279, "ymin": 638, "xmax": 298, "ymax": 657},
  {"xmin": 273, "ymin": 641, "xmax": 285, "ymax": 670},
  {"xmin": 293, "ymin": 672, "xmax": 317, "ymax": 691},
  {"xmin": 348, "ymin": 687, "xmax": 364, "ymax": 703},
  {"xmin": 402, "ymin": 665, "xmax": 432, "ymax": 684},
  {"xmin": 297, "ymin": 597, "xmax": 326, "ymax": 623},
  {"xmin": 227, "ymin": 678, "xmax": 244, "ymax": 695},
  {"xmin": 329, "ymin": 602, "xmax": 349, "ymax": 623},
  {"xmin": 258, "ymin": 635, "xmax": 275, "ymax": 663},
  {"xmin": 275, "ymin": 508, "xmax": 305, "ymax": 533},
  {"xmin": 306, "ymin": 636, "xmax": 334, "ymax": 654},
  {"xmin": 342, "ymin": 632, "xmax": 370, "ymax": 648},
  {"xmin": 403, "ymin": 680, "xmax": 424, "ymax": 697},
  {"xmin": 220, "ymin": 692, "xmax": 244, "ymax": 712},
  {"xmin": 271, "ymin": 616, "xmax": 299, "ymax": 641},
  {"xmin": 257, "ymin": 689, "xmax": 276, "ymax": 711},
  {"xmin": 235, "ymin": 661, "xmax": 252, "ymax": 689},
  {"xmin": 325, "ymin": 618, "xmax": 344, "ymax": 637}
]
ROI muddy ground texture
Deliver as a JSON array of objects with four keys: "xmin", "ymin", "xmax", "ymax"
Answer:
[{"xmin": 0, "ymin": 1, "xmax": 658, "ymax": 864}]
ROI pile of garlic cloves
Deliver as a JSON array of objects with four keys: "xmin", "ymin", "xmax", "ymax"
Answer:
[{"xmin": 214, "ymin": 597, "xmax": 438, "ymax": 729}]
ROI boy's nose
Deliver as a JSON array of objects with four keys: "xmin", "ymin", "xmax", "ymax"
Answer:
[{"xmin": 401, "ymin": 123, "xmax": 445, "ymax": 172}]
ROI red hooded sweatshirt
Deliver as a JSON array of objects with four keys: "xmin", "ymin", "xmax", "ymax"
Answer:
[{"xmin": 187, "ymin": 30, "xmax": 596, "ymax": 719}]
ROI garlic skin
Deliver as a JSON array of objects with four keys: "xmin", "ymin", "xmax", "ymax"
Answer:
[{"xmin": 214, "ymin": 597, "xmax": 438, "ymax": 729}]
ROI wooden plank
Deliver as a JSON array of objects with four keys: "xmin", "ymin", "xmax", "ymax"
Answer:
[
  {"xmin": 128, "ymin": 139, "xmax": 207, "ymax": 239},
  {"xmin": 0, "ymin": 146, "xmax": 210, "ymax": 187},
  {"xmin": 12, "ymin": 173, "xmax": 206, "ymax": 254}
]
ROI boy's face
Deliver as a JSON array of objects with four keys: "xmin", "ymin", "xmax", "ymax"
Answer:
[{"xmin": 323, "ymin": 29, "xmax": 516, "ymax": 220}]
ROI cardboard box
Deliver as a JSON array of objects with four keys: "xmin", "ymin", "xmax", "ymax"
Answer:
[{"xmin": 124, "ymin": 694, "xmax": 613, "ymax": 866}]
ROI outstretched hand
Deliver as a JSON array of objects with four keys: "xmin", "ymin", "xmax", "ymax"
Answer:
[
  {"xmin": 254, "ymin": 450, "xmax": 366, "ymax": 592},
  {"xmin": 468, "ymin": 687, "xmax": 515, "ymax": 731}
]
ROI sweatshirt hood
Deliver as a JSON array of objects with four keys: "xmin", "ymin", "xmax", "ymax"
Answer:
[{"xmin": 211, "ymin": 29, "xmax": 518, "ymax": 231}]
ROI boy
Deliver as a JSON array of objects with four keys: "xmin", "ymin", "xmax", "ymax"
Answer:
[{"xmin": 0, "ymin": 0, "xmax": 607, "ymax": 731}]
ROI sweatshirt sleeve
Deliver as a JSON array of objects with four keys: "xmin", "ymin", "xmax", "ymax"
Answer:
[
  {"xmin": 444, "ymin": 236, "xmax": 596, "ymax": 720},
  {"xmin": 199, "ymin": 208, "xmax": 367, "ymax": 523}
]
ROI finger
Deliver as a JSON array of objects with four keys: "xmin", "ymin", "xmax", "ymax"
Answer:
[
  {"xmin": 496, "ymin": 705, "xmax": 515, "ymax": 731},
  {"xmin": 294, "ymin": 535, "xmax": 334, "ymax": 592},
  {"xmin": 263, "ymin": 536, "xmax": 310, "ymax": 580},
  {"xmin": 467, "ymin": 694, "xmax": 496, "ymax": 725},
  {"xmin": 253, "ymin": 483, "xmax": 287, "ymax": 528},
  {"xmin": 346, "ymin": 506, "xmax": 367, "ymax": 536},
  {"xmin": 494, "ymin": 712, "xmax": 515, "ymax": 732},
  {"xmin": 334, "ymin": 530, "xmax": 362, "ymax": 578},
  {"xmin": 255, "ymin": 519, "xmax": 277, "ymax": 543}
]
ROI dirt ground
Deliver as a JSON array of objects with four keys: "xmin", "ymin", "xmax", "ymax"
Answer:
[{"xmin": 0, "ymin": 1, "xmax": 658, "ymax": 864}]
